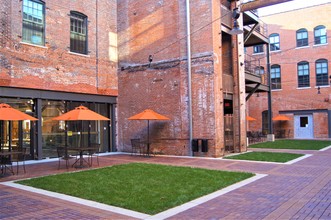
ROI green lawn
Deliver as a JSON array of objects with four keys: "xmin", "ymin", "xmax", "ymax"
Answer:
[
  {"xmin": 17, "ymin": 163, "xmax": 253, "ymax": 215},
  {"xmin": 224, "ymin": 151, "xmax": 304, "ymax": 163},
  {"xmin": 249, "ymin": 140, "xmax": 331, "ymax": 150}
]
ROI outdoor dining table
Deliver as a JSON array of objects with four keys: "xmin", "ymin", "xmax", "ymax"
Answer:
[
  {"xmin": 69, "ymin": 147, "xmax": 91, "ymax": 168},
  {"xmin": 0, "ymin": 151, "xmax": 23, "ymax": 175}
]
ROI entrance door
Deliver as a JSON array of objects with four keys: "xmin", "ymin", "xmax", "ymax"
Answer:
[{"xmin": 294, "ymin": 115, "xmax": 313, "ymax": 139}]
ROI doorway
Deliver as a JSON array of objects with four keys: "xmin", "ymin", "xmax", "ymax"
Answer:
[{"xmin": 294, "ymin": 115, "xmax": 313, "ymax": 139}]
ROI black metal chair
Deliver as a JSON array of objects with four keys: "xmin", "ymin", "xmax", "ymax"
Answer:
[
  {"xmin": 131, "ymin": 139, "xmax": 145, "ymax": 156},
  {"xmin": 87, "ymin": 144, "xmax": 100, "ymax": 166},
  {"xmin": 11, "ymin": 147, "xmax": 29, "ymax": 174},
  {"xmin": 57, "ymin": 146, "xmax": 75, "ymax": 169}
]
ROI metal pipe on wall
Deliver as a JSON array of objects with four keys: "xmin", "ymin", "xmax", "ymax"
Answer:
[{"xmin": 186, "ymin": 0, "xmax": 193, "ymax": 156}]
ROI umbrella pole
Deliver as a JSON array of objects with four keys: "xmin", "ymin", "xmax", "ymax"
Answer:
[{"xmin": 147, "ymin": 120, "xmax": 150, "ymax": 156}]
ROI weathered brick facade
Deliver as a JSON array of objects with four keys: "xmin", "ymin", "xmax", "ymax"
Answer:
[
  {"xmin": 247, "ymin": 3, "xmax": 331, "ymax": 139},
  {"xmin": 0, "ymin": 0, "xmax": 118, "ymax": 95},
  {"xmin": 117, "ymin": 0, "xmax": 246, "ymax": 157}
]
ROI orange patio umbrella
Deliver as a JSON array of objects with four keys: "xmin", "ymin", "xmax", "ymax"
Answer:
[
  {"xmin": 52, "ymin": 105, "xmax": 110, "ymax": 154},
  {"xmin": 0, "ymin": 103, "xmax": 38, "ymax": 121},
  {"xmin": 128, "ymin": 109, "xmax": 170, "ymax": 156},
  {"xmin": 52, "ymin": 105, "xmax": 110, "ymax": 121},
  {"xmin": 272, "ymin": 115, "xmax": 290, "ymax": 121},
  {"xmin": 246, "ymin": 116, "xmax": 256, "ymax": 121}
]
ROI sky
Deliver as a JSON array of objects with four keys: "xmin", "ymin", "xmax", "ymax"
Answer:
[{"xmin": 258, "ymin": 0, "xmax": 331, "ymax": 16}]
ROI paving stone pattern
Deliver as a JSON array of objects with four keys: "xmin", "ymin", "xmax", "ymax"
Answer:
[{"xmin": 1, "ymin": 148, "xmax": 331, "ymax": 219}]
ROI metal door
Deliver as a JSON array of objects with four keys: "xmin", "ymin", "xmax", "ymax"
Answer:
[{"xmin": 294, "ymin": 115, "xmax": 313, "ymax": 139}]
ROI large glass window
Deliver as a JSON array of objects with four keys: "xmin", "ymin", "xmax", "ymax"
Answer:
[
  {"xmin": 22, "ymin": 0, "xmax": 45, "ymax": 46},
  {"xmin": 70, "ymin": 11, "xmax": 88, "ymax": 54},
  {"xmin": 253, "ymin": 44, "xmax": 264, "ymax": 54},
  {"xmin": 316, "ymin": 59, "xmax": 329, "ymax": 86},
  {"xmin": 314, "ymin": 25, "xmax": 327, "ymax": 45},
  {"xmin": 271, "ymin": 65, "xmax": 281, "ymax": 90},
  {"xmin": 298, "ymin": 61, "xmax": 310, "ymax": 88},
  {"xmin": 296, "ymin": 28, "xmax": 308, "ymax": 47},
  {"xmin": 269, "ymin": 33, "xmax": 280, "ymax": 51}
]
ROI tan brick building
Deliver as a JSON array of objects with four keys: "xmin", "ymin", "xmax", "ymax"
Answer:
[{"xmin": 247, "ymin": 3, "xmax": 331, "ymax": 139}]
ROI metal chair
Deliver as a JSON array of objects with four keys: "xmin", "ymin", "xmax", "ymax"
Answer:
[
  {"xmin": 131, "ymin": 139, "xmax": 145, "ymax": 156},
  {"xmin": 57, "ymin": 146, "xmax": 75, "ymax": 169},
  {"xmin": 88, "ymin": 144, "xmax": 100, "ymax": 166}
]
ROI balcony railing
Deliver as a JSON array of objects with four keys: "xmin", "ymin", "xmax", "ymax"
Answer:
[{"xmin": 245, "ymin": 53, "xmax": 269, "ymax": 85}]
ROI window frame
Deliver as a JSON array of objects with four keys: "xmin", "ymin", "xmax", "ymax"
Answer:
[
  {"xmin": 314, "ymin": 25, "xmax": 327, "ymax": 45},
  {"xmin": 22, "ymin": 0, "xmax": 45, "ymax": 46},
  {"xmin": 296, "ymin": 28, "xmax": 308, "ymax": 47},
  {"xmin": 70, "ymin": 11, "xmax": 88, "ymax": 55},
  {"xmin": 269, "ymin": 33, "xmax": 280, "ymax": 51},
  {"xmin": 316, "ymin": 59, "xmax": 329, "ymax": 86},
  {"xmin": 253, "ymin": 44, "xmax": 264, "ymax": 54},
  {"xmin": 271, "ymin": 64, "xmax": 281, "ymax": 90},
  {"xmin": 297, "ymin": 61, "xmax": 310, "ymax": 88}
]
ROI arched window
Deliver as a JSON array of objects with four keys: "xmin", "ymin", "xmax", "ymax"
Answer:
[
  {"xmin": 314, "ymin": 25, "xmax": 327, "ymax": 45},
  {"xmin": 22, "ymin": 0, "xmax": 45, "ymax": 46},
  {"xmin": 70, "ymin": 11, "xmax": 88, "ymax": 54},
  {"xmin": 316, "ymin": 59, "xmax": 329, "ymax": 86},
  {"xmin": 296, "ymin": 28, "xmax": 308, "ymax": 47},
  {"xmin": 271, "ymin": 65, "xmax": 281, "ymax": 90},
  {"xmin": 269, "ymin": 33, "xmax": 280, "ymax": 51},
  {"xmin": 297, "ymin": 61, "xmax": 310, "ymax": 88}
]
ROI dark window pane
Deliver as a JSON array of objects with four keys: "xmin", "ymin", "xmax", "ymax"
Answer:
[{"xmin": 70, "ymin": 12, "xmax": 88, "ymax": 54}]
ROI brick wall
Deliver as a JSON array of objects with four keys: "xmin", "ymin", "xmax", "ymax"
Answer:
[
  {"xmin": 0, "ymin": 0, "xmax": 118, "ymax": 95},
  {"xmin": 117, "ymin": 0, "xmax": 230, "ymax": 157},
  {"xmin": 247, "ymin": 3, "xmax": 331, "ymax": 138}
]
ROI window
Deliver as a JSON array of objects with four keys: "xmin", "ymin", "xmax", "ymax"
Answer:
[
  {"xmin": 262, "ymin": 110, "xmax": 269, "ymax": 134},
  {"xmin": 297, "ymin": 61, "xmax": 310, "ymax": 88},
  {"xmin": 296, "ymin": 28, "xmax": 308, "ymax": 47},
  {"xmin": 316, "ymin": 59, "xmax": 329, "ymax": 86},
  {"xmin": 314, "ymin": 25, "xmax": 327, "ymax": 45},
  {"xmin": 254, "ymin": 66, "xmax": 264, "ymax": 75},
  {"xmin": 269, "ymin": 33, "xmax": 280, "ymax": 51},
  {"xmin": 22, "ymin": 0, "xmax": 45, "ymax": 46},
  {"xmin": 70, "ymin": 11, "xmax": 88, "ymax": 54},
  {"xmin": 271, "ymin": 65, "xmax": 281, "ymax": 90},
  {"xmin": 253, "ymin": 44, "xmax": 264, "ymax": 53}
]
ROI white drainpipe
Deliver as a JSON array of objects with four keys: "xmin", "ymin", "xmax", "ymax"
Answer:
[{"xmin": 186, "ymin": 0, "xmax": 193, "ymax": 156}]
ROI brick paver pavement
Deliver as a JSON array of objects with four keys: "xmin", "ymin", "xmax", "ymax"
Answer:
[{"xmin": 1, "ymin": 147, "xmax": 331, "ymax": 219}]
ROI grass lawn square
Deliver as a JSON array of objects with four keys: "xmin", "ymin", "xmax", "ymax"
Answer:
[
  {"xmin": 224, "ymin": 151, "xmax": 304, "ymax": 163},
  {"xmin": 17, "ymin": 163, "xmax": 254, "ymax": 215},
  {"xmin": 249, "ymin": 140, "xmax": 331, "ymax": 150}
]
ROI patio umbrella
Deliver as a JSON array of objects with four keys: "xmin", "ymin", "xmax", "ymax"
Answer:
[
  {"xmin": 128, "ymin": 109, "xmax": 170, "ymax": 156},
  {"xmin": 246, "ymin": 116, "xmax": 256, "ymax": 121},
  {"xmin": 0, "ymin": 103, "xmax": 38, "ymax": 151},
  {"xmin": 0, "ymin": 103, "xmax": 38, "ymax": 121},
  {"xmin": 272, "ymin": 115, "xmax": 290, "ymax": 138},
  {"xmin": 272, "ymin": 115, "xmax": 290, "ymax": 121},
  {"xmin": 51, "ymin": 105, "xmax": 110, "ymax": 155}
]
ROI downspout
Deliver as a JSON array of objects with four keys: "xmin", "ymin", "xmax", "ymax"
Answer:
[
  {"xmin": 186, "ymin": 0, "xmax": 193, "ymax": 156},
  {"xmin": 95, "ymin": 0, "xmax": 99, "ymax": 89},
  {"xmin": 267, "ymin": 43, "xmax": 274, "ymax": 139}
]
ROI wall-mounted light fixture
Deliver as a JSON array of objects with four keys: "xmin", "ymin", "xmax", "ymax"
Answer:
[{"xmin": 229, "ymin": 8, "xmax": 244, "ymax": 35}]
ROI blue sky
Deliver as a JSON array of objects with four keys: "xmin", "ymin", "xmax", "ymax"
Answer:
[{"xmin": 258, "ymin": 0, "xmax": 331, "ymax": 16}]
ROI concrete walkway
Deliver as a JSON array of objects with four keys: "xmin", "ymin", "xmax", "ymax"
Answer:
[{"xmin": 1, "ymin": 147, "xmax": 331, "ymax": 219}]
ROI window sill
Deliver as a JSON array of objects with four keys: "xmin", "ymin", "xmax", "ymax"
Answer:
[
  {"xmin": 252, "ymin": 52, "xmax": 264, "ymax": 56},
  {"xmin": 20, "ymin": 42, "xmax": 48, "ymax": 49},
  {"xmin": 68, "ymin": 51, "xmax": 90, "ymax": 57},
  {"xmin": 296, "ymin": 87, "xmax": 311, "ymax": 90},
  {"xmin": 270, "ymin": 50, "xmax": 281, "ymax": 53},
  {"xmin": 271, "ymin": 89, "xmax": 282, "ymax": 92},
  {"xmin": 295, "ymin": 46, "xmax": 310, "ymax": 49},
  {"xmin": 315, "ymin": 85, "xmax": 330, "ymax": 88},
  {"xmin": 313, "ymin": 43, "xmax": 328, "ymax": 47}
]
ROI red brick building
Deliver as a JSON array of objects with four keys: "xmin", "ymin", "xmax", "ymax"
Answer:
[
  {"xmin": 0, "ymin": 0, "xmax": 117, "ymax": 159},
  {"xmin": 247, "ymin": 3, "xmax": 331, "ymax": 139},
  {"xmin": 1, "ymin": 0, "xmax": 271, "ymax": 159}
]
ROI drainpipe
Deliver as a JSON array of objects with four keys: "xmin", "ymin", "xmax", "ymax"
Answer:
[
  {"xmin": 95, "ymin": 0, "xmax": 99, "ymax": 89},
  {"xmin": 267, "ymin": 43, "xmax": 274, "ymax": 140},
  {"xmin": 186, "ymin": 0, "xmax": 193, "ymax": 156}
]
